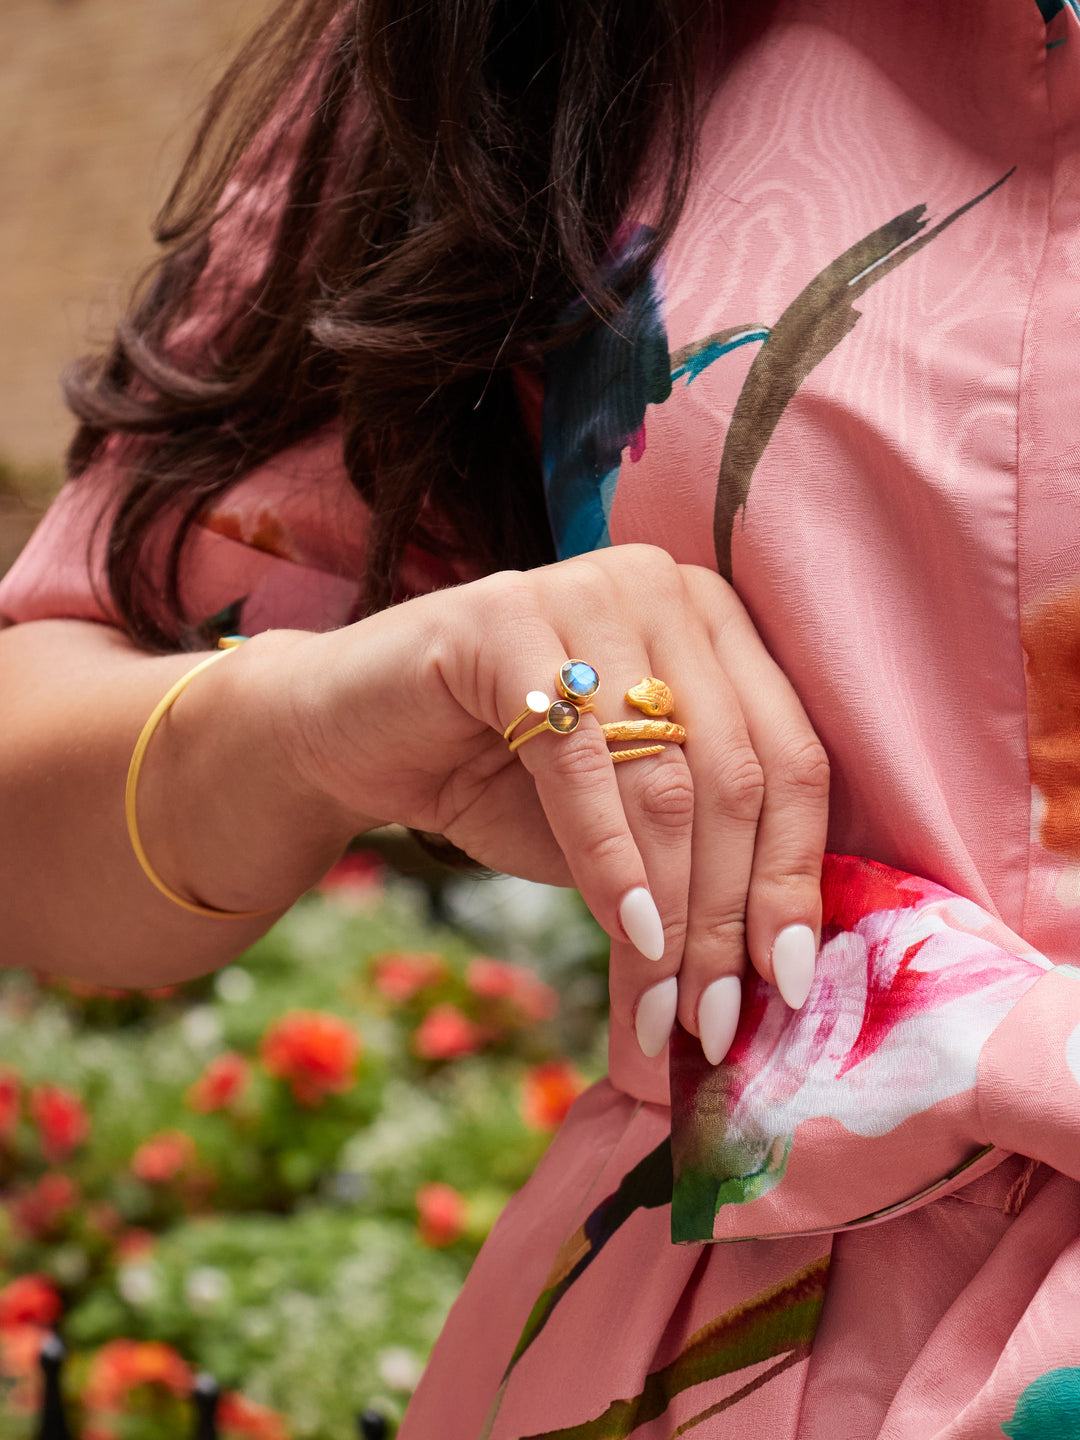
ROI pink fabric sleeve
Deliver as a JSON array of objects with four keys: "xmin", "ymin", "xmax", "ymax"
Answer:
[
  {"xmin": 0, "ymin": 424, "xmax": 390, "ymax": 636},
  {"xmin": 977, "ymin": 964, "xmax": 1080, "ymax": 1184}
]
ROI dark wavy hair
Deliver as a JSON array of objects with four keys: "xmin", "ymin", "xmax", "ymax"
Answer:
[{"xmin": 63, "ymin": 0, "xmax": 769, "ymax": 651}]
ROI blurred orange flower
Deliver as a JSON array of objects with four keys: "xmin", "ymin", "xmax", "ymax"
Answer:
[
  {"xmin": 466, "ymin": 958, "xmax": 558, "ymax": 1024},
  {"xmin": 10, "ymin": 1173, "xmax": 78, "ymax": 1239},
  {"xmin": 0, "ymin": 1274, "xmax": 62, "ymax": 1329},
  {"xmin": 371, "ymin": 951, "xmax": 448, "ymax": 1004},
  {"xmin": 30, "ymin": 1084, "xmax": 89, "ymax": 1162},
  {"xmin": 186, "ymin": 1052, "xmax": 251, "ymax": 1113},
  {"xmin": 260, "ymin": 1011, "xmax": 360, "ymax": 1106},
  {"xmin": 219, "ymin": 1389, "xmax": 292, "ymax": 1440},
  {"xmin": 521, "ymin": 1060, "xmax": 586, "ymax": 1131},
  {"xmin": 0, "ymin": 1069, "xmax": 20, "ymax": 1143},
  {"xmin": 84, "ymin": 1338, "xmax": 192, "ymax": 1412},
  {"xmin": 0, "ymin": 1324, "xmax": 46, "ymax": 1412},
  {"xmin": 416, "ymin": 1181, "xmax": 466, "ymax": 1247},
  {"xmin": 131, "ymin": 1131, "xmax": 197, "ymax": 1185},
  {"xmin": 412, "ymin": 1004, "xmax": 484, "ymax": 1060}
]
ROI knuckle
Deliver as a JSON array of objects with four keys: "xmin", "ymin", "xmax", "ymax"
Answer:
[
  {"xmin": 687, "ymin": 910, "xmax": 747, "ymax": 959},
  {"xmin": 713, "ymin": 748, "xmax": 766, "ymax": 821},
  {"xmin": 600, "ymin": 544, "xmax": 682, "ymax": 597},
  {"xmin": 662, "ymin": 916, "xmax": 689, "ymax": 960},
  {"xmin": 753, "ymin": 865, "xmax": 823, "ymax": 907},
  {"xmin": 579, "ymin": 824, "xmax": 636, "ymax": 871},
  {"xmin": 632, "ymin": 762, "xmax": 695, "ymax": 832},
  {"xmin": 545, "ymin": 735, "xmax": 613, "ymax": 787},
  {"xmin": 485, "ymin": 573, "xmax": 541, "ymax": 630},
  {"xmin": 773, "ymin": 737, "xmax": 831, "ymax": 798}
]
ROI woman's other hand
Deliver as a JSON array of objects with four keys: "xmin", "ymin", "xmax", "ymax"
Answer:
[{"xmin": 278, "ymin": 544, "xmax": 830, "ymax": 1065}]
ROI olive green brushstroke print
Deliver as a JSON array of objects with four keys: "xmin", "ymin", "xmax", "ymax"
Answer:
[
  {"xmin": 712, "ymin": 169, "xmax": 1014, "ymax": 580},
  {"xmin": 519, "ymin": 1254, "xmax": 830, "ymax": 1440}
]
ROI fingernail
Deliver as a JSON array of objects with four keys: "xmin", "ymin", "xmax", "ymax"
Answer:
[
  {"xmin": 635, "ymin": 977, "xmax": 678, "ymax": 1057},
  {"xmin": 698, "ymin": 975, "xmax": 743, "ymax": 1065},
  {"xmin": 619, "ymin": 886, "xmax": 665, "ymax": 962},
  {"xmin": 772, "ymin": 924, "xmax": 817, "ymax": 1009}
]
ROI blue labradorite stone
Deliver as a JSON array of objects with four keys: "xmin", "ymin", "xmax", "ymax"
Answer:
[{"xmin": 561, "ymin": 660, "xmax": 599, "ymax": 699}]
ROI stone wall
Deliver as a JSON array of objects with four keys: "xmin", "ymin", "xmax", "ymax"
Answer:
[{"xmin": 0, "ymin": 0, "xmax": 267, "ymax": 494}]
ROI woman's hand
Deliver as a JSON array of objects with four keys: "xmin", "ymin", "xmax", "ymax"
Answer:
[{"xmin": 278, "ymin": 544, "xmax": 829, "ymax": 1065}]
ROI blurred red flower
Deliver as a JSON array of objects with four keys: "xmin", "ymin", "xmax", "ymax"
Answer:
[
  {"xmin": 371, "ymin": 951, "xmax": 448, "ymax": 1004},
  {"xmin": 84, "ymin": 1338, "xmax": 192, "ymax": 1412},
  {"xmin": 219, "ymin": 1390, "xmax": 292, "ymax": 1440},
  {"xmin": 416, "ymin": 1181, "xmax": 467, "ymax": 1247},
  {"xmin": 521, "ymin": 1060, "xmax": 586, "ymax": 1131},
  {"xmin": 0, "ymin": 1274, "xmax": 62, "ymax": 1329},
  {"xmin": 317, "ymin": 850, "xmax": 385, "ymax": 906},
  {"xmin": 186, "ymin": 1052, "xmax": 251, "ymax": 1113},
  {"xmin": 260, "ymin": 1011, "xmax": 360, "ymax": 1106},
  {"xmin": 86, "ymin": 1202, "xmax": 123, "ymax": 1241},
  {"xmin": 131, "ymin": 1131, "xmax": 197, "ymax": 1184},
  {"xmin": 10, "ymin": 1173, "xmax": 78, "ymax": 1239},
  {"xmin": 0, "ymin": 1069, "xmax": 20, "ymax": 1144},
  {"xmin": 412, "ymin": 1004, "xmax": 484, "ymax": 1060},
  {"xmin": 113, "ymin": 1228, "xmax": 156, "ymax": 1262},
  {"xmin": 30, "ymin": 1085, "xmax": 89, "ymax": 1162},
  {"xmin": 465, "ymin": 958, "xmax": 558, "ymax": 1024}
]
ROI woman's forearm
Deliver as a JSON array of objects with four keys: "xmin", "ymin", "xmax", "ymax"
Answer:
[{"xmin": 0, "ymin": 619, "xmax": 357, "ymax": 986}]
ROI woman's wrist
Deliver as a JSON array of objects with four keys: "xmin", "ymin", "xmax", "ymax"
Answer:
[{"xmin": 133, "ymin": 627, "xmax": 371, "ymax": 916}]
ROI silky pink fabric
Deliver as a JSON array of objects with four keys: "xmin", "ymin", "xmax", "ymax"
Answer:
[{"xmin": 3, "ymin": 0, "xmax": 1080, "ymax": 1436}]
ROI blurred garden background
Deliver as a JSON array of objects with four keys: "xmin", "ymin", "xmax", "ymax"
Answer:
[{"xmin": 0, "ymin": 3, "xmax": 611, "ymax": 1434}]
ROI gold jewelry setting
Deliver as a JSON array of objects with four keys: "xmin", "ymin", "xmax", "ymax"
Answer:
[
  {"xmin": 605, "ymin": 677, "xmax": 687, "ymax": 765},
  {"xmin": 507, "ymin": 700, "xmax": 595, "ymax": 752},
  {"xmin": 503, "ymin": 665, "xmax": 687, "ymax": 765},
  {"xmin": 556, "ymin": 660, "xmax": 601, "ymax": 703},
  {"xmin": 625, "ymin": 677, "xmax": 675, "ymax": 716},
  {"xmin": 505, "ymin": 661, "xmax": 600, "ymax": 754}
]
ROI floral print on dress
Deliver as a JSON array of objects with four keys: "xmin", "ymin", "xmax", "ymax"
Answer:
[{"xmin": 670, "ymin": 856, "xmax": 1049, "ymax": 1243}]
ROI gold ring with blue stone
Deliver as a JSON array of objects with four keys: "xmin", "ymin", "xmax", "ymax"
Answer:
[
  {"xmin": 504, "ymin": 660, "xmax": 600, "ymax": 753},
  {"xmin": 556, "ymin": 659, "xmax": 600, "ymax": 704}
]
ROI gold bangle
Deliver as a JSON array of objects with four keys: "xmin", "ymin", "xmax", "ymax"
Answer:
[{"xmin": 124, "ymin": 638, "xmax": 275, "ymax": 920}]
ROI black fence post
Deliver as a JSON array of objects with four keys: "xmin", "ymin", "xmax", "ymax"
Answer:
[
  {"xmin": 35, "ymin": 1334, "xmax": 73, "ymax": 1440},
  {"xmin": 192, "ymin": 1372, "xmax": 220, "ymax": 1440}
]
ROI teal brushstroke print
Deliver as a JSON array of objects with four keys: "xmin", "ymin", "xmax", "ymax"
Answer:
[{"xmin": 1001, "ymin": 1368, "xmax": 1080, "ymax": 1438}]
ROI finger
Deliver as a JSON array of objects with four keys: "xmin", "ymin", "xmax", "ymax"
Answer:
[
  {"xmin": 607, "ymin": 743, "xmax": 694, "ymax": 1057},
  {"xmin": 717, "ymin": 621, "xmax": 829, "ymax": 1007},
  {"xmin": 668, "ymin": 649, "xmax": 764, "ymax": 1058},
  {"xmin": 482, "ymin": 612, "xmax": 663, "ymax": 958},
  {"xmin": 686, "ymin": 568, "xmax": 829, "ymax": 1008},
  {"xmin": 630, "ymin": 577, "xmax": 770, "ymax": 1063}
]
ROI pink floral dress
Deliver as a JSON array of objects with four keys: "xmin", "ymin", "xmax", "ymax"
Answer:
[{"xmin": 5, "ymin": 0, "xmax": 1080, "ymax": 1435}]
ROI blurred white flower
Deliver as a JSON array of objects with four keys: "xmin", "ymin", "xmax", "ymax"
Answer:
[
  {"xmin": 184, "ymin": 1266, "xmax": 232, "ymax": 1311},
  {"xmin": 214, "ymin": 965, "xmax": 256, "ymax": 1004},
  {"xmin": 377, "ymin": 1346, "xmax": 423, "ymax": 1392},
  {"xmin": 181, "ymin": 1005, "xmax": 223, "ymax": 1050},
  {"xmin": 49, "ymin": 1244, "xmax": 88, "ymax": 1285},
  {"xmin": 117, "ymin": 1262, "xmax": 160, "ymax": 1307}
]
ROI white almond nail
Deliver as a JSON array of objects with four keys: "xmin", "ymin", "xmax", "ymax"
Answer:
[
  {"xmin": 772, "ymin": 924, "xmax": 817, "ymax": 1010},
  {"xmin": 635, "ymin": 977, "xmax": 678, "ymax": 1058},
  {"xmin": 619, "ymin": 886, "xmax": 665, "ymax": 961},
  {"xmin": 698, "ymin": 975, "xmax": 743, "ymax": 1065}
]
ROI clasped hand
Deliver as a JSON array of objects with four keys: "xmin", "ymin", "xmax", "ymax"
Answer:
[{"xmin": 286, "ymin": 545, "xmax": 829, "ymax": 1064}]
